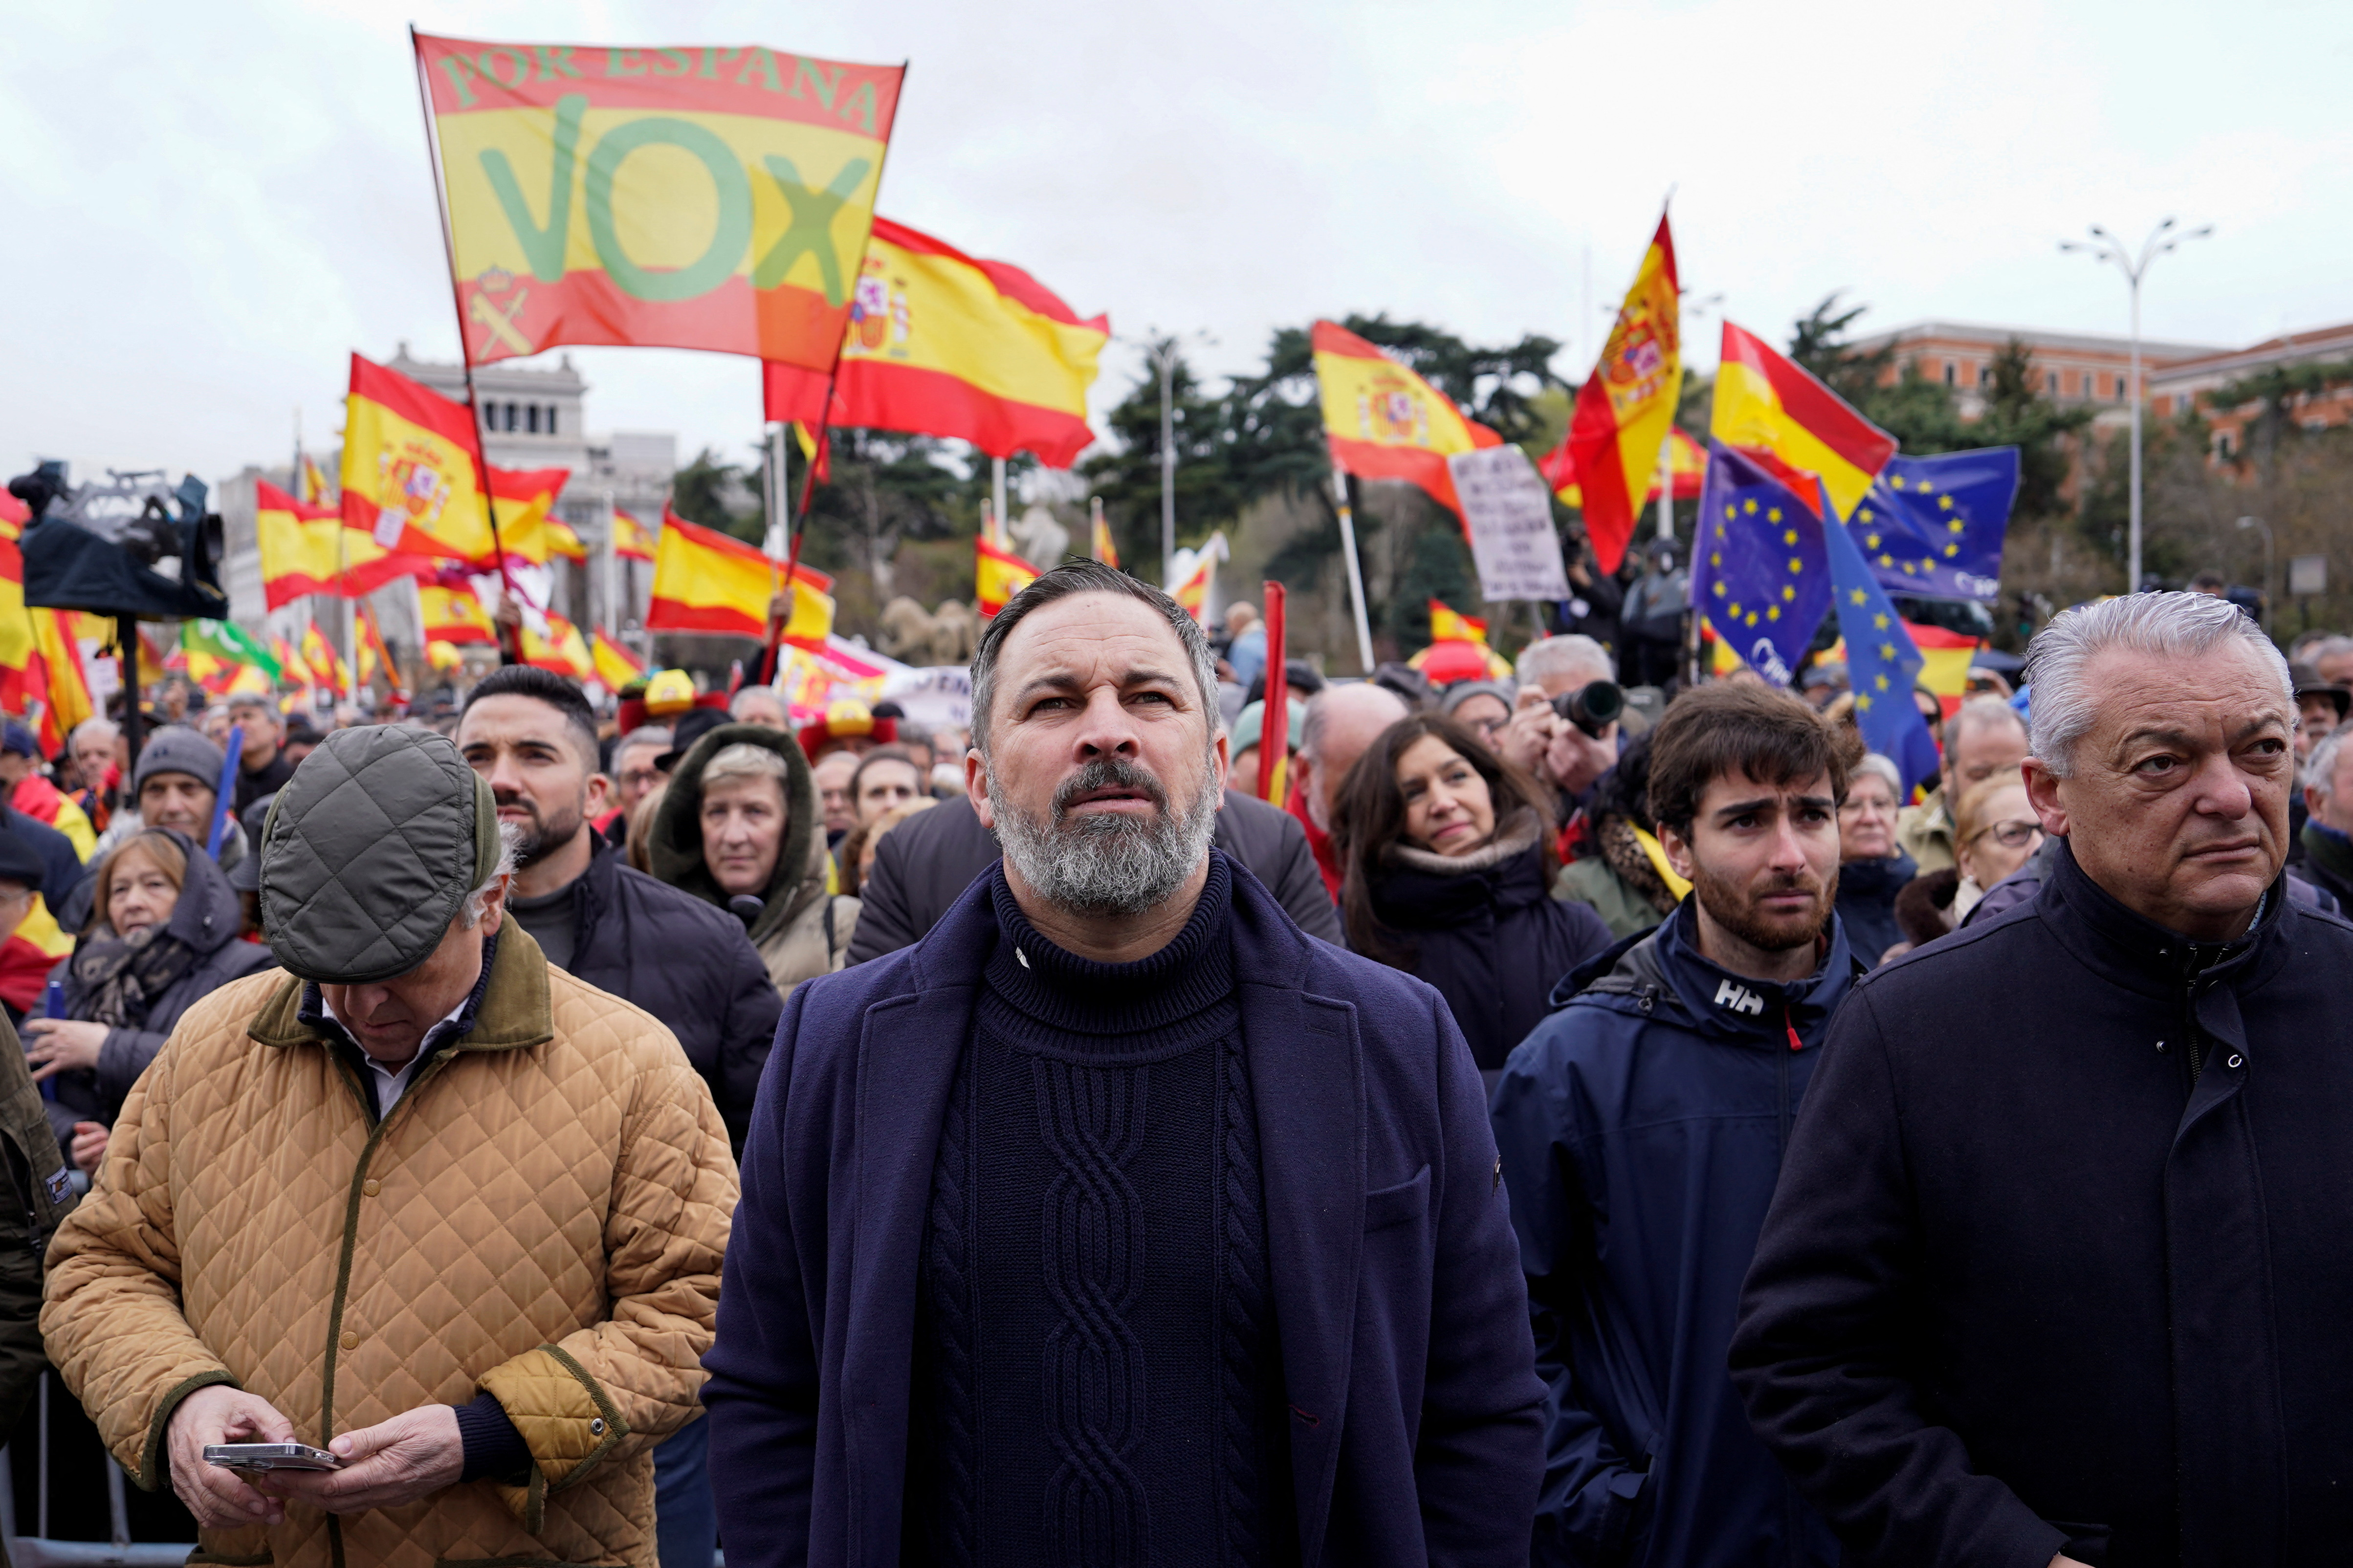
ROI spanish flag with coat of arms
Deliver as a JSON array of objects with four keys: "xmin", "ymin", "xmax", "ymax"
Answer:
[
  {"xmin": 1311, "ymin": 321, "xmax": 1502, "ymax": 525},
  {"xmin": 341, "ymin": 352, "xmax": 496, "ymax": 564},
  {"xmin": 1564, "ymin": 215, "xmax": 1684, "ymax": 573}
]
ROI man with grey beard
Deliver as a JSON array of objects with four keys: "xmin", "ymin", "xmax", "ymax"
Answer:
[{"xmin": 705, "ymin": 560, "xmax": 1544, "ymax": 1568}]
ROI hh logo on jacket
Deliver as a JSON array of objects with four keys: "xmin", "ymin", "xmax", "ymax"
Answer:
[{"xmin": 1714, "ymin": 979, "xmax": 1765, "ymax": 1017}]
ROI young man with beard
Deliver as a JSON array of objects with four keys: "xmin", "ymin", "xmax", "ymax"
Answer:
[
  {"xmin": 706, "ymin": 560, "xmax": 1544, "ymax": 1568},
  {"xmin": 455, "ymin": 666, "xmax": 781, "ymax": 1568},
  {"xmin": 1489, "ymin": 681, "xmax": 1855, "ymax": 1568}
]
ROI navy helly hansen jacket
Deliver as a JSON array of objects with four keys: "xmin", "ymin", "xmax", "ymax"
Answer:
[{"xmin": 1491, "ymin": 900, "xmax": 1857, "ymax": 1568}]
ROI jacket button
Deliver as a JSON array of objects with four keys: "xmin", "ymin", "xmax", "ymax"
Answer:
[
  {"xmin": 362, "ymin": 1178, "xmax": 380, "ymax": 1198},
  {"xmin": 589, "ymin": 1418, "xmax": 606, "ymax": 1436},
  {"xmin": 2228, "ymin": 1054, "xmax": 2244, "ymax": 1069},
  {"xmin": 340, "ymin": 1330, "xmax": 359, "ymax": 1350}
]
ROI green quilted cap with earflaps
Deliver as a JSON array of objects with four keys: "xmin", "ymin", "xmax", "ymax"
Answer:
[{"xmin": 258, "ymin": 725, "xmax": 500, "ymax": 984}]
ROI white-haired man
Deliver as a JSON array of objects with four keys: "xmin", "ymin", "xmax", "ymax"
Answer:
[
  {"xmin": 1732, "ymin": 592, "xmax": 2353, "ymax": 1566},
  {"xmin": 706, "ymin": 560, "xmax": 1542, "ymax": 1567},
  {"xmin": 1287, "ymin": 679, "xmax": 1409, "ymax": 896},
  {"xmin": 2297, "ymin": 721, "xmax": 2353, "ymax": 906},
  {"xmin": 1500, "ymin": 633, "xmax": 1622, "ymax": 809}
]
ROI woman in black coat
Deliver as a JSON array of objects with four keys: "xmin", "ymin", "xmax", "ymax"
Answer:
[
  {"xmin": 1334, "ymin": 712, "xmax": 1612, "ymax": 1081},
  {"xmin": 23, "ymin": 828, "xmax": 272, "ymax": 1173},
  {"xmin": 1834, "ymin": 752, "xmax": 1917, "ymax": 967}
]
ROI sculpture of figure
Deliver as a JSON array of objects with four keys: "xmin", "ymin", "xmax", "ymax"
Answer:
[{"xmin": 1008, "ymin": 503, "xmax": 1070, "ymax": 571}]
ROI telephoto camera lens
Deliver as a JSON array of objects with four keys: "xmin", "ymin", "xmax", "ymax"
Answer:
[{"xmin": 1551, "ymin": 679, "xmax": 1624, "ymax": 738}]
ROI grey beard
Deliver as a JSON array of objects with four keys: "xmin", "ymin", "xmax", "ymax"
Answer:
[{"xmin": 988, "ymin": 754, "xmax": 1220, "ymax": 918}]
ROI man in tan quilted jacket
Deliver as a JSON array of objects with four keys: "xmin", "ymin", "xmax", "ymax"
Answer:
[{"xmin": 42, "ymin": 725, "xmax": 738, "ymax": 1567}]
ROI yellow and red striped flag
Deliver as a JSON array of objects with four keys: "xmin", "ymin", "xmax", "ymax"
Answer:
[
  {"xmin": 425, "ymin": 640, "xmax": 466, "ymax": 674},
  {"xmin": 357, "ymin": 602, "xmax": 408, "ymax": 701},
  {"xmin": 481, "ymin": 465, "xmax": 572, "ymax": 566},
  {"xmin": 764, "ymin": 217, "xmax": 1109, "ymax": 469},
  {"xmin": 591, "ymin": 630, "xmax": 645, "ymax": 689},
  {"xmin": 1311, "ymin": 321, "xmax": 1502, "ymax": 524},
  {"xmin": 522, "ymin": 611, "xmax": 594, "ymax": 681},
  {"xmin": 414, "ymin": 33, "xmax": 903, "ymax": 375},
  {"xmin": 1428, "ymin": 599, "xmax": 1488, "ymax": 644},
  {"xmin": 303, "ymin": 622, "xmax": 352, "ymax": 700},
  {"xmin": 648, "ymin": 507, "xmax": 832, "ymax": 639},
  {"xmin": 1091, "ymin": 513, "xmax": 1120, "ymax": 570},
  {"xmin": 271, "ymin": 635, "xmax": 316, "ymax": 689},
  {"xmin": 341, "ymin": 352, "xmax": 495, "ymax": 563},
  {"xmin": 613, "ymin": 510, "xmax": 656, "ymax": 563},
  {"xmin": 1541, "ymin": 426, "xmax": 1707, "ymax": 509},
  {"xmin": 1712, "ymin": 322, "xmax": 1898, "ymax": 521},
  {"xmin": 975, "ymin": 535, "xmax": 1039, "ymax": 618},
  {"xmin": 1566, "ymin": 216, "xmax": 1684, "ymax": 572},
  {"xmin": 420, "ymin": 582, "xmax": 498, "ymax": 646},
  {"xmin": 299, "ymin": 453, "xmax": 334, "ymax": 505},
  {"xmin": 547, "ymin": 519, "xmax": 588, "ymax": 563},
  {"xmin": 257, "ymin": 480, "xmax": 432, "ymax": 610}
]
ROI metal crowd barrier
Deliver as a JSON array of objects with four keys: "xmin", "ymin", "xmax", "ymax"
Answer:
[{"xmin": 0, "ymin": 1375, "xmax": 190, "ymax": 1566}]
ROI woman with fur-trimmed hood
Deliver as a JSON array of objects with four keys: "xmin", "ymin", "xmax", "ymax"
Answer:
[
  {"xmin": 649, "ymin": 722, "xmax": 859, "ymax": 999},
  {"xmin": 1334, "ymin": 712, "xmax": 1612, "ymax": 1081}
]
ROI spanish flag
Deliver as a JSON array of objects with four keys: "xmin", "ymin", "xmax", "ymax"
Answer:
[
  {"xmin": 341, "ymin": 352, "xmax": 495, "ymax": 563},
  {"xmin": 303, "ymin": 622, "xmax": 352, "ymax": 701},
  {"xmin": 975, "ymin": 535, "xmax": 1040, "ymax": 618},
  {"xmin": 0, "ymin": 529, "xmax": 94, "ymax": 754},
  {"xmin": 1091, "ymin": 512, "xmax": 1120, "ymax": 570},
  {"xmin": 548, "ymin": 519, "xmax": 588, "ymax": 563},
  {"xmin": 357, "ymin": 602, "xmax": 408, "ymax": 701},
  {"xmin": 613, "ymin": 510, "xmax": 656, "ymax": 563},
  {"xmin": 30, "ymin": 611, "xmax": 93, "ymax": 753},
  {"xmin": 1311, "ymin": 321, "xmax": 1502, "ymax": 523},
  {"xmin": 1712, "ymin": 322, "xmax": 1897, "ymax": 522},
  {"xmin": 420, "ymin": 582, "xmax": 498, "ymax": 646},
  {"xmin": 0, "ymin": 894, "xmax": 73, "ymax": 1014},
  {"xmin": 1165, "ymin": 532, "xmax": 1227, "ymax": 624},
  {"xmin": 1428, "ymin": 599, "xmax": 1488, "ymax": 643},
  {"xmin": 591, "ymin": 631, "xmax": 645, "ymax": 690},
  {"xmin": 764, "ymin": 217, "xmax": 1109, "ymax": 468},
  {"xmin": 1545, "ymin": 426, "xmax": 1706, "ymax": 509},
  {"xmin": 425, "ymin": 640, "xmax": 466, "ymax": 674},
  {"xmin": 299, "ymin": 453, "xmax": 334, "ymax": 505},
  {"xmin": 271, "ymin": 635, "xmax": 315, "ymax": 689},
  {"xmin": 1567, "ymin": 216, "xmax": 1685, "ymax": 572},
  {"xmin": 480, "ymin": 465, "xmax": 572, "ymax": 566},
  {"xmin": 257, "ymin": 480, "xmax": 432, "ymax": 610},
  {"xmin": 648, "ymin": 508, "xmax": 831, "ymax": 640},
  {"xmin": 522, "ymin": 611, "xmax": 594, "ymax": 681}
]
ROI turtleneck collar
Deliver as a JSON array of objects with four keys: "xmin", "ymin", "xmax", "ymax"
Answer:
[{"xmin": 982, "ymin": 850, "xmax": 1237, "ymax": 1052}]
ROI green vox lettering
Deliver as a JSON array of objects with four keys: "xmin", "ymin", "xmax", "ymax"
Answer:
[
  {"xmin": 754, "ymin": 155, "xmax": 872, "ymax": 305},
  {"xmin": 479, "ymin": 92, "xmax": 586, "ymax": 283},
  {"xmin": 585, "ymin": 117, "xmax": 751, "ymax": 303}
]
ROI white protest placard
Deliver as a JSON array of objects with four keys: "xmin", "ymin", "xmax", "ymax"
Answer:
[
  {"xmin": 1447, "ymin": 446, "xmax": 1571, "ymax": 602},
  {"xmin": 880, "ymin": 665, "xmax": 974, "ymax": 730}
]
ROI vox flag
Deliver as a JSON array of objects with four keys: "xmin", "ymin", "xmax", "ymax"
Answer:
[
  {"xmin": 1312, "ymin": 321, "xmax": 1503, "ymax": 522},
  {"xmin": 257, "ymin": 480, "xmax": 431, "ymax": 609},
  {"xmin": 1568, "ymin": 216, "xmax": 1684, "ymax": 573},
  {"xmin": 1712, "ymin": 322, "xmax": 1897, "ymax": 521},
  {"xmin": 763, "ymin": 217, "xmax": 1109, "ymax": 468},
  {"xmin": 415, "ymin": 33, "xmax": 904, "ymax": 372},
  {"xmin": 342, "ymin": 353, "xmax": 495, "ymax": 563}
]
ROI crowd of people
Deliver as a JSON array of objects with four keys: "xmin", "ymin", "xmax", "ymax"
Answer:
[{"xmin": 0, "ymin": 561, "xmax": 2336, "ymax": 1568}]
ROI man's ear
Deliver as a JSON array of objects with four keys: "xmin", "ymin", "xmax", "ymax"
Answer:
[
  {"xmin": 1658, "ymin": 819, "xmax": 1697, "ymax": 884},
  {"xmin": 966, "ymin": 748, "xmax": 994, "ymax": 830},
  {"xmin": 1210, "ymin": 728, "xmax": 1230, "ymax": 805},
  {"xmin": 2022, "ymin": 757, "xmax": 2069, "ymax": 839},
  {"xmin": 584, "ymin": 772, "xmax": 614, "ymax": 819},
  {"xmin": 477, "ymin": 872, "xmax": 510, "ymax": 936}
]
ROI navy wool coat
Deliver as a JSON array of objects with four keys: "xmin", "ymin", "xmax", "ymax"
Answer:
[
  {"xmin": 1731, "ymin": 840, "xmax": 2353, "ymax": 1568},
  {"xmin": 702, "ymin": 850, "xmax": 1545, "ymax": 1568}
]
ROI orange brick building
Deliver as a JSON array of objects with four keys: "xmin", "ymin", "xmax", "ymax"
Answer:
[
  {"xmin": 1846, "ymin": 320, "xmax": 2222, "ymax": 416},
  {"xmin": 2147, "ymin": 321, "xmax": 2353, "ymax": 462}
]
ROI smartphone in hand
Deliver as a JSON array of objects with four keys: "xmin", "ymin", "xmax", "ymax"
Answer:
[{"xmin": 203, "ymin": 1442, "xmax": 341, "ymax": 1472}]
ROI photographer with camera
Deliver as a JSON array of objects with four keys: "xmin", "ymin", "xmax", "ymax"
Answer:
[{"xmin": 1501, "ymin": 634, "xmax": 1626, "ymax": 817}]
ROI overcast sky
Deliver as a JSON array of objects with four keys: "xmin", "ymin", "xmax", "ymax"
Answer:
[{"xmin": 4, "ymin": 0, "xmax": 2348, "ymax": 494}]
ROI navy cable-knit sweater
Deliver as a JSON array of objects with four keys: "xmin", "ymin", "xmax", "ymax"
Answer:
[{"xmin": 902, "ymin": 856, "xmax": 1295, "ymax": 1566}]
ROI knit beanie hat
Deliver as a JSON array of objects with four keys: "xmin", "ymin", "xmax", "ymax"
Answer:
[{"xmin": 132, "ymin": 725, "xmax": 226, "ymax": 798}]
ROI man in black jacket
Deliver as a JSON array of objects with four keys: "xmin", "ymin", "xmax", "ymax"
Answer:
[
  {"xmin": 847, "ymin": 785, "xmax": 1343, "ymax": 960},
  {"xmin": 458, "ymin": 666, "xmax": 781, "ymax": 1568},
  {"xmin": 1731, "ymin": 591, "xmax": 2353, "ymax": 1568}
]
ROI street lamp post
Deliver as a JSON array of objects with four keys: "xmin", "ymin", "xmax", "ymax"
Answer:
[
  {"xmin": 2238, "ymin": 514, "xmax": 2274, "ymax": 633},
  {"xmin": 2059, "ymin": 218, "xmax": 2213, "ymax": 595},
  {"xmin": 1127, "ymin": 331, "xmax": 1213, "ymax": 586}
]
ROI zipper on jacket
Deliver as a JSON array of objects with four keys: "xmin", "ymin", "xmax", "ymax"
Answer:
[{"xmin": 1777, "ymin": 1005, "xmax": 1794, "ymax": 1158}]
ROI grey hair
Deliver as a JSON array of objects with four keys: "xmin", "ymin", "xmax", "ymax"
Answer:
[
  {"xmin": 2023, "ymin": 591, "xmax": 2292, "ymax": 778},
  {"xmin": 1941, "ymin": 693, "xmax": 2027, "ymax": 754},
  {"xmin": 729, "ymin": 684, "xmax": 788, "ymax": 720},
  {"xmin": 2306, "ymin": 725, "xmax": 2353, "ymax": 802},
  {"xmin": 702, "ymin": 742, "xmax": 791, "ymax": 789},
  {"xmin": 1299, "ymin": 681, "xmax": 1408, "ymax": 763},
  {"xmin": 615, "ymin": 724, "xmax": 673, "ymax": 755},
  {"xmin": 68, "ymin": 717, "xmax": 119, "ymax": 747},
  {"xmin": 969, "ymin": 559, "xmax": 1217, "ymax": 756},
  {"xmin": 460, "ymin": 823, "xmax": 521, "ymax": 929},
  {"xmin": 1851, "ymin": 751, "xmax": 1903, "ymax": 800},
  {"xmin": 1517, "ymin": 633, "xmax": 1613, "ymax": 688}
]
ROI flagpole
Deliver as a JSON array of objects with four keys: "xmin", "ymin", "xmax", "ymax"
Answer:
[
  {"xmin": 1332, "ymin": 466, "xmax": 1376, "ymax": 675},
  {"xmin": 410, "ymin": 24, "xmax": 519, "ymax": 666},
  {"xmin": 992, "ymin": 457, "xmax": 1009, "ymax": 550},
  {"xmin": 1656, "ymin": 430, "xmax": 1676, "ymax": 541}
]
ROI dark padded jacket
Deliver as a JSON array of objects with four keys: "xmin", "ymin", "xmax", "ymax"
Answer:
[
  {"xmin": 39, "ymin": 831, "xmax": 273, "ymax": 1152},
  {"xmin": 1731, "ymin": 841, "xmax": 2353, "ymax": 1568},
  {"xmin": 558, "ymin": 836, "xmax": 784, "ymax": 1154},
  {"xmin": 1363, "ymin": 819, "xmax": 1613, "ymax": 1075},
  {"xmin": 1491, "ymin": 901, "xmax": 1854, "ymax": 1568},
  {"xmin": 845, "ymin": 788, "xmax": 1342, "ymax": 961}
]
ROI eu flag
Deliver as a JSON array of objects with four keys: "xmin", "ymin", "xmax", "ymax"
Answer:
[
  {"xmin": 1825, "ymin": 498, "xmax": 1941, "ymax": 790},
  {"xmin": 1690, "ymin": 440, "xmax": 1829, "ymax": 685},
  {"xmin": 1847, "ymin": 446, "xmax": 2020, "ymax": 604}
]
